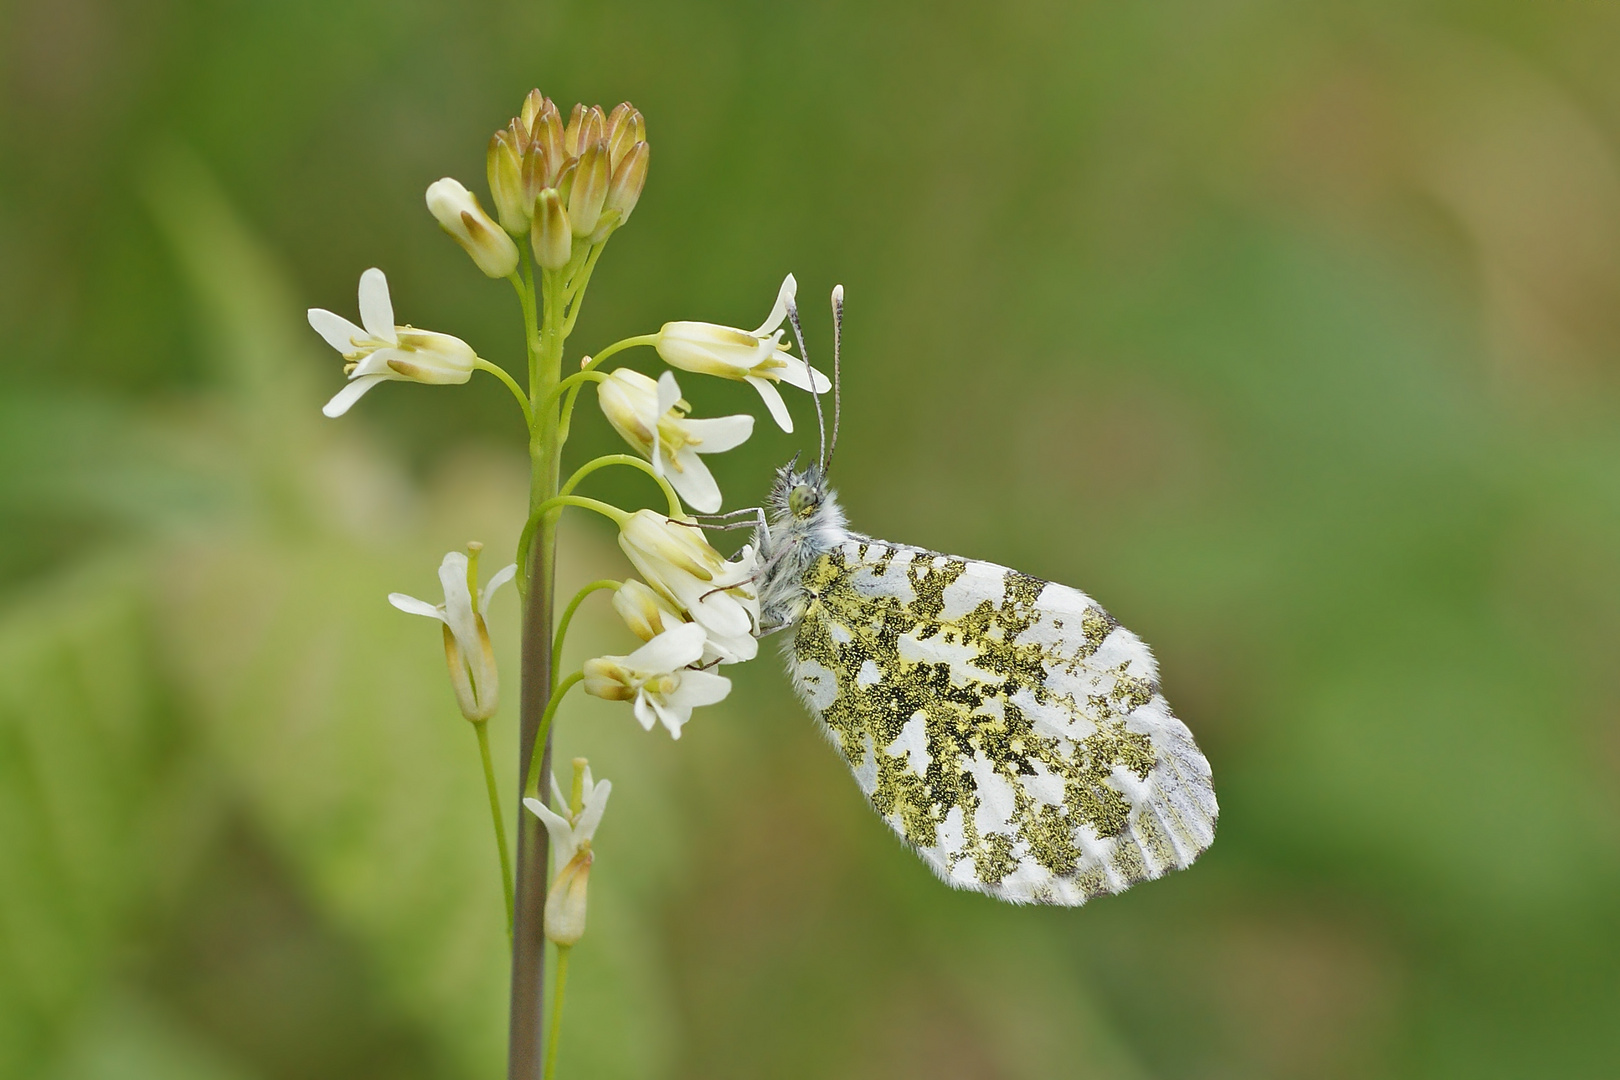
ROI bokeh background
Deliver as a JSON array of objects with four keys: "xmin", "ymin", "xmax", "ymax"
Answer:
[{"xmin": 4, "ymin": 1, "xmax": 1620, "ymax": 1077}]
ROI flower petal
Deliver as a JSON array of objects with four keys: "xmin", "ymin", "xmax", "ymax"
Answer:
[
  {"xmin": 666, "ymin": 450, "xmax": 722, "ymax": 513},
  {"xmin": 750, "ymin": 273, "xmax": 798, "ymax": 337},
  {"xmin": 647, "ymin": 696, "xmax": 689, "ymax": 739},
  {"xmin": 624, "ymin": 622, "xmax": 708, "ymax": 673},
  {"xmin": 550, "ymin": 773, "xmax": 569, "ymax": 812},
  {"xmin": 436, "ymin": 551, "xmax": 480, "ymax": 660},
  {"xmin": 480, "ymin": 563, "xmax": 518, "ymax": 613},
  {"xmin": 388, "ymin": 593, "xmax": 446, "ymax": 621},
  {"xmin": 523, "ymin": 797, "xmax": 580, "ymax": 875},
  {"xmin": 775, "ymin": 355, "xmax": 832, "ymax": 394},
  {"xmin": 688, "ymin": 592, "xmax": 755, "ymax": 641},
  {"xmin": 573, "ymin": 779, "xmax": 612, "ymax": 843},
  {"xmin": 681, "ymin": 414, "xmax": 754, "ymax": 455},
  {"xmin": 632, "ymin": 693, "xmax": 659, "ymax": 731},
  {"xmin": 308, "ymin": 308, "xmax": 367, "ymax": 353},
  {"xmin": 357, "ymin": 268, "xmax": 397, "ymax": 344},
  {"xmin": 668, "ymin": 668, "xmax": 733, "ymax": 709},
  {"xmin": 653, "ymin": 370, "xmax": 682, "ymax": 477},
  {"xmin": 746, "ymin": 375, "xmax": 793, "ymax": 432},
  {"xmin": 656, "ymin": 370, "xmax": 682, "ymax": 416},
  {"xmin": 322, "ymin": 375, "xmax": 387, "ymax": 417}
]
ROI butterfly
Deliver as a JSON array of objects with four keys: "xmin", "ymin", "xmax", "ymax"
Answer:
[{"xmin": 740, "ymin": 286, "xmax": 1217, "ymax": 906}]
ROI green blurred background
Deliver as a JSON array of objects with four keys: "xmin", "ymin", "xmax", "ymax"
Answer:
[{"xmin": 4, "ymin": 1, "xmax": 1620, "ymax": 1077}]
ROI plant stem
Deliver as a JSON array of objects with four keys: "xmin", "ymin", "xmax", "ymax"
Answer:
[
  {"xmin": 552, "ymin": 579, "xmax": 621, "ymax": 679},
  {"xmin": 561, "ymin": 454, "xmax": 683, "ymax": 519},
  {"xmin": 476, "ymin": 357, "xmax": 534, "ymax": 425},
  {"xmin": 527, "ymin": 671, "xmax": 584, "ymax": 800},
  {"xmin": 532, "ymin": 493, "xmax": 631, "ymax": 526},
  {"xmin": 538, "ymin": 369, "xmax": 608, "ymax": 413},
  {"xmin": 543, "ymin": 945, "xmax": 573, "ymax": 1080},
  {"xmin": 582, "ymin": 332, "xmax": 659, "ymax": 371},
  {"xmin": 509, "ymin": 248, "xmax": 558, "ymax": 1080},
  {"xmin": 474, "ymin": 718, "xmax": 515, "ymax": 936}
]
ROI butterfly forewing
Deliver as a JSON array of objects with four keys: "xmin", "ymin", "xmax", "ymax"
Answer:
[{"xmin": 786, "ymin": 537, "xmax": 1217, "ymax": 905}]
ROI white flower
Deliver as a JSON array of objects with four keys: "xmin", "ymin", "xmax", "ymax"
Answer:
[
  {"xmin": 425, "ymin": 177, "xmax": 520, "ymax": 278},
  {"xmin": 524, "ymin": 765, "xmax": 612, "ymax": 877},
  {"xmin": 581, "ymin": 622, "xmax": 732, "ymax": 738},
  {"xmin": 388, "ymin": 544, "xmax": 516, "ymax": 721},
  {"xmin": 654, "ymin": 274, "xmax": 832, "ymax": 432},
  {"xmin": 617, "ymin": 510, "xmax": 759, "ymax": 654},
  {"xmin": 523, "ymin": 765, "xmax": 611, "ymax": 946},
  {"xmin": 310, "ymin": 268, "xmax": 478, "ymax": 417},
  {"xmin": 596, "ymin": 369, "xmax": 754, "ymax": 513},
  {"xmin": 613, "ymin": 576, "xmax": 756, "ymax": 666}
]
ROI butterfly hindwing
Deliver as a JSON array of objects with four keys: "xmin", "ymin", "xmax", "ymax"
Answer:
[{"xmin": 786, "ymin": 537, "xmax": 1217, "ymax": 905}]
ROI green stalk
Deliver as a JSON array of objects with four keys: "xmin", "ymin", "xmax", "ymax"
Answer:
[
  {"xmin": 508, "ymin": 247, "xmax": 560, "ymax": 1080},
  {"xmin": 552, "ymin": 579, "xmax": 621, "ymax": 679},
  {"xmin": 508, "ymin": 237, "xmax": 612, "ymax": 1079},
  {"xmin": 474, "ymin": 719, "xmax": 515, "ymax": 936},
  {"xmin": 543, "ymin": 945, "xmax": 573, "ymax": 1080}
]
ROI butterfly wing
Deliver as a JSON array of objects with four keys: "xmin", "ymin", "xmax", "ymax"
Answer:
[{"xmin": 786, "ymin": 537, "xmax": 1217, "ymax": 905}]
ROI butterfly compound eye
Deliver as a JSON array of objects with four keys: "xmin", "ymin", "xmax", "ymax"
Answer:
[{"xmin": 788, "ymin": 484, "xmax": 819, "ymax": 517}]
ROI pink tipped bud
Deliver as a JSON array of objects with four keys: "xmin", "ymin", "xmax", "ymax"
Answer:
[
  {"xmin": 605, "ymin": 103, "xmax": 646, "ymax": 170},
  {"xmin": 603, "ymin": 141, "xmax": 649, "ymax": 225},
  {"xmin": 568, "ymin": 140, "xmax": 611, "ymax": 237},
  {"xmin": 532, "ymin": 188, "xmax": 573, "ymax": 270},
  {"xmin": 486, "ymin": 130, "xmax": 528, "ymax": 235}
]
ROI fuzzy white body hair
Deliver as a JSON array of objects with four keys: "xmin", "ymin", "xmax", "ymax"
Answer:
[{"xmin": 753, "ymin": 463, "xmax": 849, "ymax": 631}]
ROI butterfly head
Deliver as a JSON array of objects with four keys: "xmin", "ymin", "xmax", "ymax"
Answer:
[
  {"xmin": 768, "ymin": 455, "xmax": 828, "ymax": 521},
  {"xmin": 765, "ymin": 455, "xmax": 846, "ymax": 540}
]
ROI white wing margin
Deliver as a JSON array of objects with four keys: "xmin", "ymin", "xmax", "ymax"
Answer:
[{"xmin": 786, "ymin": 538, "xmax": 1217, "ymax": 905}]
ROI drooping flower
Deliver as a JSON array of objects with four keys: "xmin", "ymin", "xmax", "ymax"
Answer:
[
  {"xmin": 581, "ymin": 622, "xmax": 731, "ymax": 738},
  {"xmin": 523, "ymin": 762, "xmax": 611, "ymax": 946},
  {"xmin": 388, "ymin": 543, "xmax": 516, "ymax": 721},
  {"xmin": 616, "ymin": 510, "xmax": 759, "ymax": 651},
  {"xmin": 310, "ymin": 268, "xmax": 478, "ymax": 417},
  {"xmin": 613, "ymin": 576, "xmax": 757, "ymax": 666},
  {"xmin": 654, "ymin": 274, "xmax": 832, "ymax": 432},
  {"xmin": 596, "ymin": 369, "xmax": 754, "ymax": 513}
]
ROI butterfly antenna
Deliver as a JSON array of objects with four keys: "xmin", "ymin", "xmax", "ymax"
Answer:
[
  {"xmin": 784, "ymin": 297, "xmax": 827, "ymax": 476},
  {"xmin": 825, "ymin": 284, "xmax": 844, "ymax": 476}
]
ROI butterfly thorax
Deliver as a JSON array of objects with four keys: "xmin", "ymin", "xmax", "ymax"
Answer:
[{"xmin": 754, "ymin": 462, "xmax": 850, "ymax": 632}]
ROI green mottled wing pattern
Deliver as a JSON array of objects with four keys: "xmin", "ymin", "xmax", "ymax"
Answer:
[{"xmin": 787, "ymin": 538, "xmax": 1217, "ymax": 905}]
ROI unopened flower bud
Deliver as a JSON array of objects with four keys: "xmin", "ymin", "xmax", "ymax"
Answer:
[
  {"xmin": 532, "ymin": 189, "xmax": 573, "ymax": 269},
  {"xmin": 613, "ymin": 579, "xmax": 682, "ymax": 642},
  {"xmin": 603, "ymin": 142, "xmax": 649, "ymax": 226},
  {"xmin": 582, "ymin": 655, "xmax": 637, "ymax": 700},
  {"xmin": 544, "ymin": 848, "xmax": 592, "ymax": 946},
  {"xmin": 520, "ymin": 137, "xmax": 550, "ymax": 212},
  {"xmin": 425, "ymin": 178, "xmax": 519, "ymax": 278},
  {"xmin": 568, "ymin": 140, "xmax": 611, "ymax": 237},
  {"xmin": 519, "ymin": 89, "xmax": 547, "ymax": 132},
  {"xmin": 605, "ymin": 103, "xmax": 645, "ymax": 170},
  {"xmin": 554, "ymin": 158, "xmax": 579, "ymax": 208},
  {"xmin": 563, "ymin": 103, "xmax": 605, "ymax": 158},
  {"xmin": 486, "ymin": 130, "xmax": 529, "ymax": 235},
  {"xmin": 534, "ymin": 105, "xmax": 566, "ymax": 184}
]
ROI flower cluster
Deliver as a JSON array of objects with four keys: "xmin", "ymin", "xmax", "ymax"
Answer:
[
  {"xmin": 581, "ymin": 512, "xmax": 759, "ymax": 737},
  {"xmin": 486, "ymin": 91, "xmax": 650, "ymax": 269},
  {"xmin": 309, "ymin": 87, "xmax": 852, "ymax": 1068}
]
